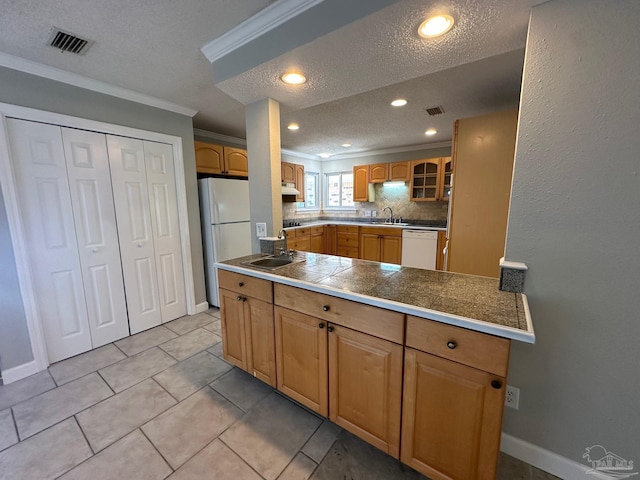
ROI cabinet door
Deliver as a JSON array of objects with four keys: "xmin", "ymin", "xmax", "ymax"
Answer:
[
  {"xmin": 281, "ymin": 161, "xmax": 296, "ymax": 183},
  {"xmin": 353, "ymin": 165, "xmax": 369, "ymax": 202},
  {"xmin": 310, "ymin": 233, "xmax": 324, "ymax": 253},
  {"xmin": 7, "ymin": 119, "xmax": 93, "ymax": 363},
  {"xmin": 244, "ymin": 297, "xmax": 276, "ymax": 387},
  {"xmin": 438, "ymin": 157, "xmax": 453, "ymax": 201},
  {"xmin": 324, "ymin": 225, "xmax": 337, "ymax": 254},
  {"xmin": 436, "ymin": 231, "xmax": 447, "ymax": 271},
  {"xmin": 329, "ymin": 325, "xmax": 403, "ymax": 458},
  {"xmin": 410, "ymin": 159, "xmax": 441, "ymax": 201},
  {"xmin": 369, "ymin": 163, "xmax": 388, "ymax": 183},
  {"xmin": 143, "ymin": 141, "xmax": 187, "ymax": 322},
  {"xmin": 401, "ymin": 349, "xmax": 505, "ymax": 480},
  {"xmin": 380, "ymin": 235, "xmax": 402, "ymax": 264},
  {"xmin": 359, "ymin": 233, "xmax": 380, "ymax": 261},
  {"xmin": 223, "ymin": 147, "xmax": 249, "ymax": 177},
  {"xmin": 62, "ymin": 128, "xmax": 129, "ymax": 348},
  {"xmin": 219, "ymin": 288, "xmax": 248, "ymax": 370},
  {"xmin": 275, "ymin": 307, "xmax": 328, "ymax": 416},
  {"xmin": 389, "ymin": 161, "xmax": 410, "ymax": 181},
  {"xmin": 107, "ymin": 135, "xmax": 162, "ymax": 334},
  {"xmin": 295, "ymin": 163, "xmax": 305, "ymax": 202},
  {"xmin": 194, "ymin": 141, "xmax": 223, "ymax": 174}
]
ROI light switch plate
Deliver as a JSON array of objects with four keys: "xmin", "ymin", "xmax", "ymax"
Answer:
[{"xmin": 256, "ymin": 222, "xmax": 267, "ymax": 237}]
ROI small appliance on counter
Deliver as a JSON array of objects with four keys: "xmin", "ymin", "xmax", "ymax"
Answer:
[{"xmin": 199, "ymin": 178, "xmax": 252, "ymax": 307}]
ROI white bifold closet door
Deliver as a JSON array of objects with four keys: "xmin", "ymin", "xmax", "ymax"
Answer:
[
  {"xmin": 106, "ymin": 136, "xmax": 186, "ymax": 333},
  {"xmin": 7, "ymin": 119, "xmax": 129, "ymax": 362}
]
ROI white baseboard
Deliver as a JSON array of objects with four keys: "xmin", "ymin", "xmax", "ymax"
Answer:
[
  {"xmin": 1, "ymin": 360, "xmax": 41, "ymax": 385},
  {"xmin": 501, "ymin": 433, "xmax": 613, "ymax": 480},
  {"xmin": 195, "ymin": 301, "xmax": 210, "ymax": 314}
]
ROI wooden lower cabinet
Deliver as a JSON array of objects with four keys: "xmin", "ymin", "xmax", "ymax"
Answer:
[
  {"xmin": 218, "ymin": 271, "xmax": 276, "ymax": 387},
  {"xmin": 324, "ymin": 225, "xmax": 337, "ymax": 254},
  {"xmin": 359, "ymin": 227, "xmax": 402, "ymax": 264},
  {"xmin": 329, "ymin": 324, "xmax": 403, "ymax": 457},
  {"xmin": 401, "ymin": 349, "xmax": 506, "ymax": 480},
  {"xmin": 274, "ymin": 300, "xmax": 403, "ymax": 458}
]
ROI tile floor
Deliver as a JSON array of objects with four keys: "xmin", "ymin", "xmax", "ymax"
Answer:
[{"xmin": 0, "ymin": 308, "xmax": 559, "ymax": 480}]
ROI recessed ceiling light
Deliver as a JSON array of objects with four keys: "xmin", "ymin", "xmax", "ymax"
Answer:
[
  {"xmin": 425, "ymin": 129, "xmax": 437, "ymax": 136},
  {"xmin": 391, "ymin": 99, "xmax": 408, "ymax": 107},
  {"xmin": 281, "ymin": 72, "xmax": 306, "ymax": 85},
  {"xmin": 341, "ymin": 143, "xmax": 352, "ymax": 148},
  {"xmin": 318, "ymin": 153, "xmax": 331, "ymax": 159},
  {"xmin": 418, "ymin": 15, "xmax": 454, "ymax": 38},
  {"xmin": 287, "ymin": 123, "xmax": 300, "ymax": 130}
]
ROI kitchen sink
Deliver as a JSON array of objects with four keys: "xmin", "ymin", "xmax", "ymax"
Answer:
[
  {"xmin": 366, "ymin": 222, "xmax": 411, "ymax": 226},
  {"xmin": 243, "ymin": 254, "xmax": 305, "ymax": 270}
]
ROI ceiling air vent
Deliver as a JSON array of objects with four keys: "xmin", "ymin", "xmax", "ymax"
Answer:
[
  {"xmin": 425, "ymin": 105, "xmax": 445, "ymax": 116},
  {"xmin": 47, "ymin": 28, "xmax": 93, "ymax": 55}
]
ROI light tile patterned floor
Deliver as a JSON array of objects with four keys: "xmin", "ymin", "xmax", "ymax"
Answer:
[{"xmin": 0, "ymin": 307, "xmax": 559, "ymax": 480}]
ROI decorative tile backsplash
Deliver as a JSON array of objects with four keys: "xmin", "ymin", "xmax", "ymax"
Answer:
[{"xmin": 283, "ymin": 183, "xmax": 449, "ymax": 223}]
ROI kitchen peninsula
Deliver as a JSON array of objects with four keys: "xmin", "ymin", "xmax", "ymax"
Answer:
[{"xmin": 216, "ymin": 252, "xmax": 534, "ymax": 480}]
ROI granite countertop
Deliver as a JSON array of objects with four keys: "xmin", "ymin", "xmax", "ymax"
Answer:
[{"xmin": 217, "ymin": 252, "xmax": 535, "ymax": 343}]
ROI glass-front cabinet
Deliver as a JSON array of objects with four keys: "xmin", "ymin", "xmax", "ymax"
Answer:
[{"xmin": 410, "ymin": 157, "xmax": 452, "ymax": 202}]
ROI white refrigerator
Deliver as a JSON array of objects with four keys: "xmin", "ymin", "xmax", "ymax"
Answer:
[{"xmin": 199, "ymin": 178, "xmax": 252, "ymax": 307}]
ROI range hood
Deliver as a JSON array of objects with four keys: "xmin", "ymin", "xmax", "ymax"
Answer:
[{"xmin": 281, "ymin": 183, "xmax": 300, "ymax": 196}]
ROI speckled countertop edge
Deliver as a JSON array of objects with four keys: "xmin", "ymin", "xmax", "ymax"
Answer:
[{"xmin": 217, "ymin": 255, "xmax": 535, "ymax": 344}]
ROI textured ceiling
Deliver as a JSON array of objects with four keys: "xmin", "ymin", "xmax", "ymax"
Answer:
[{"xmin": 0, "ymin": 0, "xmax": 544, "ymax": 157}]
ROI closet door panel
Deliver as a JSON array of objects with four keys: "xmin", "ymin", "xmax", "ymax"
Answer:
[
  {"xmin": 6, "ymin": 119, "xmax": 92, "ymax": 363},
  {"xmin": 62, "ymin": 128, "xmax": 129, "ymax": 346},
  {"xmin": 107, "ymin": 135, "xmax": 161, "ymax": 333},
  {"xmin": 143, "ymin": 141, "xmax": 186, "ymax": 322}
]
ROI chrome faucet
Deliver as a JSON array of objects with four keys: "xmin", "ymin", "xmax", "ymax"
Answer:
[
  {"xmin": 277, "ymin": 228, "xmax": 288, "ymax": 255},
  {"xmin": 383, "ymin": 206, "xmax": 393, "ymax": 223}
]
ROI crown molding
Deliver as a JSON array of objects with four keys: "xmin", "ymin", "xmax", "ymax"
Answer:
[
  {"xmin": 193, "ymin": 128, "xmax": 246, "ymax": 146},
  {"xmin": 201, "ymin": 0, "xmax": 325, "ymax": 63},
  {"xmin": 281, "ymin": 148, "xmax": 319, "ymax": 160},
  {"xmin": 0, "ymin": 52, "xmax": 198, "ymax": 117},
  {"xmin": 317, "ymin": 141, "xmax": 453, "ymax": 161}
]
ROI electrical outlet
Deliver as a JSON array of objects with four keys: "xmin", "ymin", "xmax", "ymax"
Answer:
[
  {"xmin": 505, "ymin": 385, "xmax": 520, "ymax": 410},
  {"xmin": 364, "ymin": 210, "xmax": 372, "ymax": 217},
  {"xmin": 256, "ymin": 222, "xmax": 267, "ymax": 238},
  {"xmin": 372, "ymin": 210, "xmax": 377, "ymax": 217}
]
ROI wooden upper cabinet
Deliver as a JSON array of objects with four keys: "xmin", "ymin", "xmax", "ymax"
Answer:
[
  {"xmin": 389, "ymin": 161, "xmax": 411, "ymax": 181},
  {"xmin": 281, "ymin": 161, "xmax": 296, "ymax": 184},
  {"xmin": 195, "ymin": 141, "xmax": 224, "ymax": 175},
  {"xmin": 369, "ymin": 163, "xmax": 389, "ymax": 183},
  {"xmin": 295, "ymin": 163, "xmax": 305, "ymax": 202},
  {"xmin": 223, "ymin": 147, "xmax": 249, "ymax": 177},
  {"xmin": 195, "ymin": 141, "xmax": 248, "ymax": 177},
  {"xmin": 353, "ymin": 165, "xmax": 370, "ymax": 202},
  {"xmin": 410, "ymin": 157, "xmax": 451, "ymax": 202}
]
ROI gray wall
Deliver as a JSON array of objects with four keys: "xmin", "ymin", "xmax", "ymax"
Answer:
[
  {"xmin": 503, "ymin": 0, "xmax": 640, "ymax": 464},
  {"xmin": 0, "ymin": 66, "xmax": 207, "ymax": 370}
]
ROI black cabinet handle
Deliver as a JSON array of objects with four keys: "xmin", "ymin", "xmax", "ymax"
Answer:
[
  {"xmin": 327, "ymin": 326, "xmax": 334, "ymax": 333},
  {"xmin": 322, "ymin": 305, "xmax": 330, "ymax": 312},
  {"xmin": 236, "ymin": 295, "xmax": 242, "ymax": 301},
  {"xmin": 447, "ymin": 341, "xmax": 457, "ymax": 349},
  {"xmin": 318, "ymin": 323, "xmax": 325, "ymax": 329},
  {"xmin": 491, "ymin": 380, "xmax": 502, "ymax": 389},
  {"xmin": 238, "ymin": 282, "xmax": 244, "ymax": 287}
]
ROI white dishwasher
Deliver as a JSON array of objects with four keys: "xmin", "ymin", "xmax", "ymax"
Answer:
[{"xmin": 401, "ymin": 230, "xmax": 438, "ymax": 270}]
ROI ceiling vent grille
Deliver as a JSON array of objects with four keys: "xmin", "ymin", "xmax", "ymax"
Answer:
[
  {"xmin": 47, "ymin": 28, "xmax": 93, "ymax": 55},
  {"xmin": 425, "ymin": 106, "xmax": 445, "ymax": 116}
]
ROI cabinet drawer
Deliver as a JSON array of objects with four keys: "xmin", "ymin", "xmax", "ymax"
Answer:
[
  {"xmin": 337, "ymin": 233, "xmax": 358, "ymax": 246},
  {"xmin": 337, "ymin": 225, "xmax": 359, "ymax": 234},
  {"xmin": 294, "ymin": 227, "xmax": 310, "ymax": 237},
  {"xmin": 336, "ymin": 246, "xmax": 359, "ymax": 258},
  {"xmin": 275, "ymin": 284, "xmax": 404, "ymax": 343},
  {"xmin": 290, "ymin": 237, "xmax": 311, "ymax": 251},
  {"xmin": 406, "ymin": 316, "xmax": 510, "ymax": 377},
  {"xmin": 310, "ymin": 226, "xmax": 324, "ymax": 235},
  {"xmin": 218, "ymin": 270, "xmax": 273, "ymax": 303},
  {"xmin": 360, "ymin": 226, "xmax": 402, "ymax": 237}
]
